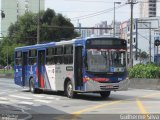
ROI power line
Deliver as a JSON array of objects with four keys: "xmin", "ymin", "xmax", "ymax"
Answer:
[
  {"xmin": 63, "ymin": 0, "xmax": 117, "ymax": 3},
  {"xmin": 42, "ymin": 26, "xmax": 113, "ymax": 29},
  {"xmin": 71, "ymin": 3, "xmax": 127, "ymax": 21},
  {"xmin": 138, "ymin": 33, "xmax": 154, "ymax": 44}
]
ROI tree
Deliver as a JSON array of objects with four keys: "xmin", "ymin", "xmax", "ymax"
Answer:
[
  {"xmin": 139, "ymin": 51, "xmax": 149, "ymax": 64},
  {"xmin": 41, "ymin": 8, "xmax": 55, "ymax": 25},
  {"xmin": 0, "ymin": 37, "xmax": 24, "ymax": 66},
  {"xmin": 7, "ymin": 8, "xmax": 78, "ymax": 45},
  {"xmin": 0, "ymin": 8, "xmax": 78, "ymax": 66}
]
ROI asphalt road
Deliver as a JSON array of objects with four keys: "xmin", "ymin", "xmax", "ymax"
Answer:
[{"xmin": 0, "ymin": 78, "xmax": 160, "ymax": 120}]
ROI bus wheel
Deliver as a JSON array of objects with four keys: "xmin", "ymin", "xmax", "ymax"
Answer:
[
  {"xmin": 29, "ymin": 78, "xmax": 36, "ymax": 93},
  {"xmin": 100, "ymin": 91, "xmax": 111, "ymax": 98},
  {"xmin": 65, "ymin": 81, "xmax": 76, "ymax": 98}
]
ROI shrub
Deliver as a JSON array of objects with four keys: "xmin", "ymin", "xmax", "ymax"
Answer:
[{"xmin": 128, "ymin": 64, "xmax": 160, "ymax": 79}]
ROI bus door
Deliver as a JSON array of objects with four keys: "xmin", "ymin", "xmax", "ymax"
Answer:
[
  {"xmin": 38, "ymin": 50, "xmax": 45, "ymax": 88},
  {"xmin": 22, "ymin": 52, "xmax": 28, "ymax": 86},
  {"xmin": 74, "ymin": 46, "xmax": 83, "ymax": 90}
]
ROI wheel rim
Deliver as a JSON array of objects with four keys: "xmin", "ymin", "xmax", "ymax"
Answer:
[
  {"xmin": 67, "ymin": 83, "xmax": 73, "ymax": 97},
  {"xmin": 30, "ymin": 82, "xmax": 34, "ymax": 92}
]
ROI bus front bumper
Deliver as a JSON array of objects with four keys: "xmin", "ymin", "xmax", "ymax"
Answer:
[{"xmin": 84, "ymin": 79, "xmax": 129, "ymax": 92}]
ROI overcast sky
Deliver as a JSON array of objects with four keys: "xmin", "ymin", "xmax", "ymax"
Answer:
[{"xmin": 45, "ymin": 0, "xmax": 140, "ymax": 27}]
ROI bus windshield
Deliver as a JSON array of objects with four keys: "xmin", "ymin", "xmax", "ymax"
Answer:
[{"xmin": 86, "ymin": 49, "xmax": 126, "ymax": 72}]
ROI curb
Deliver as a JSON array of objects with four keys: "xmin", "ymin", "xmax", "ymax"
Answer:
[
  {"xmin": 0, "ymin": 73, "xmax": 14, "ymax": 78},
  {"xmin": 129, "ymin": 78, "xmax": 160, "ymax": 90}
]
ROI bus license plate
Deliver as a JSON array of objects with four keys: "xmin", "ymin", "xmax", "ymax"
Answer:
[{"xmin": 106, "ymin": 85, "xmax": 113, "ymax": 89}]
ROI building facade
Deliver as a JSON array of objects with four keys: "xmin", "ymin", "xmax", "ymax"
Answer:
[
  {"xmin": 93, "ymin": 21, "xmax": 108, "ymax": 36},
  {"xmin": 157, "ymin": 1, "xmax": 160, "ymax": 16},
  {"xmin": 109, "ymin": 21, "xmax": 121, "ymax": 37},
  {"xmin": 0, "ymin": 0, "xmax": 44, "ymax": 37},
  {"xmin": 120, "ymin": 17, "xmax": 160, "ymax": 65},
  {"xmin": 140, "ymin": 0, "xmax": 157, "ymax": 18}
]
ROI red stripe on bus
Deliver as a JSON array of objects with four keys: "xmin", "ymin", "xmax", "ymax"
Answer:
[
  {"xmin": 83, "ymin": 77, "xmax": 109, "ymax": 82},
  {"xmin": 92, "ymin": 78, "xmax": 109, "ymax": 82},
  {"xmin": 40, "ymin": 75, "xmax": 44, "ymax": 88}
]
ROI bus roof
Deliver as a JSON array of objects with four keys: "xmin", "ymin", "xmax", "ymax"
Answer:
[
  {"xmin": 15, "ymin": 36, "xmax": 125, "ymax": 51},
  {"xmin": 15, "ymin": 38, "xmax": 86, "ymax": 51}
]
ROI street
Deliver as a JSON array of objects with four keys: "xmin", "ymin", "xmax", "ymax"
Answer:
[{"xmin": 0, "ymin": 78, "xmax": 160, "ymax": 120}]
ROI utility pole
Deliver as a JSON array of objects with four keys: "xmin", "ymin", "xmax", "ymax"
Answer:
[
  {"xmin": 149, "ymin": 22, "xmax": 151, "ymax": 63},
  {"xmin": 135, "ymin": 19, "xmax": 138, "ymax": 60},
  {"xmin": 37, "ymin": 0, "xmax": 40, "ymax": 44},
  {"xmin": 127, "ymin": 0, "xmax": 137, "ymax": 67}
]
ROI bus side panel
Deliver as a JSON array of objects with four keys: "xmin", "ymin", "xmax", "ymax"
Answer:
[
  {"xmin": 27, "ymin": 65, "xmax": 38, "ymax": 88},
  {"xmin": 40, "ymin": 65, "xmax": 52, "ymax": 89},
  {"xmin": 14, "ymin": 66, "xmax": 23, "ymax": 86},
  {"xmin": 54, "ymin": 65, "xmax": 74, "ymax": 91},
  {"xmin": 54, "ymin": 65, "xmax": 64, "ymax": 91},
  {"xmin": 45, "ymin": 65, "xmax": 55, "ymax": 90},
  {"xmin": 37, "ymin": 50, "xmax": 45, "ymax": 89},
  {"xmin": 37, "ymin": 50, "xmax": 52, "ymax": 90},
  {"xmin": 22, "ymin": 52, "xmax": 28, "ymax": 86}
]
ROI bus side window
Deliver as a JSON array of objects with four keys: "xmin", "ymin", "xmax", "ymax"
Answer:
[
  {"xmin": 64, "ymin": 46, "xmax": 73, "ymax": 64},
  {"xmin": 46, "ymin": 56, "xmax": 54, "ymax": 65},
  {"xmin": 28, "ymin": 49, "xmax": 37, "ymax": 66},
  {"xmin": 16, "ymin": 59, "xmax": 22, "ymax": 66},
  {"xmin": 28, "ymin": 58, "xmax": 36, "ymax": 65},
  {"xmin": 55, "ymin": 47, "xmax": 64, "ymax": 64},
  {"xmin": 15, "ymin": 51, "xmax": 22, "ymax": 66}
]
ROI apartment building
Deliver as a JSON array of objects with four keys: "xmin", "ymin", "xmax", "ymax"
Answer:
[
  {"xmin": 0, "ymin": 0, "xmax": 44, "ymax": 37},
  {"xmin": 140, "ymin": 0, "xmax": 157, "ymax": 18}
]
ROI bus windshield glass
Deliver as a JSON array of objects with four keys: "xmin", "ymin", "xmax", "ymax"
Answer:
[{"xmin": 86, "ymin": 49, "xmax": 126, "ymax": 72}]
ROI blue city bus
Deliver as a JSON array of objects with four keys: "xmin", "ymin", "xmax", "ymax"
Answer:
[{"xmin": 14, "ymin": 37, "xmax": 128, "ymax": 98}]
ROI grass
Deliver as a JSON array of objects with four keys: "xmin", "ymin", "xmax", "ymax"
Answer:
[{"xmin": 0, "ymin": 69, "xmax": 14, "ymax": 74}]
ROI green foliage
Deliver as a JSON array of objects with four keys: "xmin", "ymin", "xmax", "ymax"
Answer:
[
  {"xmin": 0, "ymin": 39, "xmax": 24, "ymax": 66},
  {"xmin": 128, "ymin": 64, "xmax": 160, "ymax": 79},
  {"xmin": 0, "ymin": 69, "xmax": 14, "ymax": 74},
  {"xmin": 7, "ymin": 8, "xmax": 78, "ymax": 45},
  {"xmin": 0, "ymin": 8, "xmax": 79, "ymax": 66}
]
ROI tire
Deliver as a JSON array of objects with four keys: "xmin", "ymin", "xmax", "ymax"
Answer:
[
  {"xmin": 29, "ymin": 78, "xmax": 37, "ymax": 93},
  {"xmin": 65, "ymin": 81, "xmax": 76, "ymax": 98},
  {"xmin": 100, "ymin": 91, "xmax": 111, "ymax": 98}
]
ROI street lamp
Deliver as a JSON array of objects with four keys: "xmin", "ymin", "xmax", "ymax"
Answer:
[{"xmin": 113, "ymin": 2, "xmax": 121, "ymax": 37}]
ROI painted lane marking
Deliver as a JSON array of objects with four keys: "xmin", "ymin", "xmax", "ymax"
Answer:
[
  {"xmin": 19, "ymin": 101, "xmax": 34, "ymax": 105},
  {"xmin": 0, "ymin": 101, "xmax": 10, "ymax": 104},
  {"xmin": 34, "ymin": 99, "xmax": 51, "ymax": 103},
  {"xmin": 73, "ymin": 100, "xmax": 122, "ymax": 114},
  {"xmin": 45, "ymin": 96, "xmax": 55, "ymax": 99},
  {"xmin": 53, "ymin": 92, "xmax": 160, "ymax": 120},
  {"xmin": 32, "ymin": 95, "xmax": 45, "ymax": 98},
  {"xmin": 0, "ymin": 92, "xmax": 7, "ymax": 95},
  {"xmin": 9, "ymin": 95, "xmax": 32, "ymax": 100},
  {"xmin": 141, "ymin": 93, "xmax": 160, "ymax": 98},
  {"xmin": 136, "ymin": 99, "xmax": 149, "ymax": 120},
  {"xmin": 136, "ymin": 99, "xmax": 148, "ymax": 114},
  {"xmin": 0, "ymin": 97, "xmax": 8, "ymax": 100},
  {"xmin": 72, "ymin": 92, "xmax": 160, "ymax": 115},
  {"xmin": 45, "ymin": 97, "xmax": 60, "ymax": 101}
]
